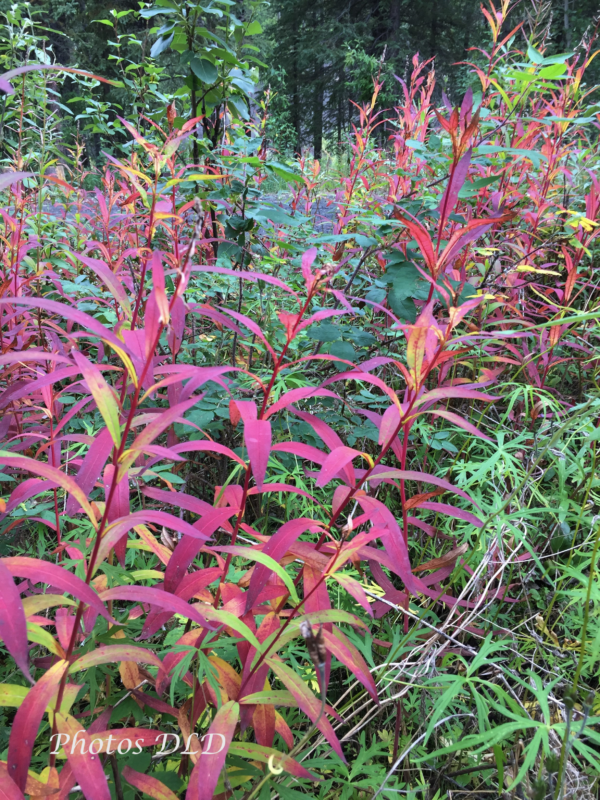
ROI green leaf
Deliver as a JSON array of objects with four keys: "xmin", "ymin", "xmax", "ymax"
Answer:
[
  {"xmin": 245, "ymin": 20, "xmax": 263, "ymax": 35},
  {"xmin": 307, "ymin": 323, "xmax": 341, "ymax": 342},
  {"xmin": 190, "ymin": 57, "xmax": 218, "ymax": 84},
  {"xmin": 151, "ymin": 32, "xmax": 174, "ymax": 58},
  {"xmin": 527, "ymin": 44, "xmax": 545, "ymax": 64},
  {"xmin": 265, "ymin": 162, "xmax": 303, "ymax": 184},
  {"xmin": 218, "ymin": 545, "xmax": 300, "ymax": 604}
]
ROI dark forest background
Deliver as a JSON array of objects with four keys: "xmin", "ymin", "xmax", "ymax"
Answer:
[{"xmin": 26, "ymin": 0, "xmax": 600, "ymax": 159}]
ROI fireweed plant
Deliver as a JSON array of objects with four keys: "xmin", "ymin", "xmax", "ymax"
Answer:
[{"xmin": 1, "ymin": 1, "xmax": 600, "ymax": 798}]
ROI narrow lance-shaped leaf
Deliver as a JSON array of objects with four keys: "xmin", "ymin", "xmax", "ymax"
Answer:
[
  {"xmin": 2, "ymin": 557, "xmax": 114, "ymax": 622},
  {"xmin": 72, "ymin": 351, "xmax": 122, "ymax": 448},
  {"xmin": 0, "ymin": 560, "xmax": 32, "ymax": 683},
  {"xmin": 0, "ymin": 763, "xmax": 25, "ymax": 800},
  {"xmin": 267, "ymin": 658, "xmax": 346, "ymax": 762},
  {"xmin": 7, "ymin": 660, "xmax": 68, "ymax": 790},
  {"xmin": 186, "ymin": 701, "xmax": 239, "ymax": 800},
  {"xmin": 243, "ymin": 419, "xmax": 271, "ymax": 489},
  {"xmin": 54, "ymin": 713, "xmax": 111, "ymax": 800},
  {"xmin": 68, "ymin": 644, "xmax": 163, "ymax": 674},
  {"xmin": 122, "ymin": 767, "xmax": 179, "ymax": 800}
]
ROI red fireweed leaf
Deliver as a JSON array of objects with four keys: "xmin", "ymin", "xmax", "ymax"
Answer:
[
  {"xmin": 54, "ymin": 713, "xmax": 110, "ymax": 800},
  {"xmin": 186, "ymin": 701, "xmax": 239, "ymax": 800},
  {"xmin": 322, "ymin": 625, "xmax": 378, "ymax": 701},
  {"xmin": 316, "ymin": 445, "xmax": 362, "ymax": 487},
  {"xmin": 0, "ymin": 763, "xmax": 24, "ymax": 800},
  {"xmin": 267, "ymin": 659, "xmax": 346, "ymax": 762},
  {"xmin": 68, "ymin": 644, "xmax": 163, "ymax": 674},
  {"xmin": 243, "ymin": 418, "xmax": 271, "ymax": 489},
  {"xmin": 2, "ymin": 557, "xmax": 113, "ymax": 622},
  {"xmin": 7, "ymin": 660, "xmax": 68, "ymax": 790},
  {"xmin": 245, "ymin": 518, "xmax": 324, "ymax": 612},
  {"xmin": 0, "ymin": 560, "xmax": 32, "ymax": 683},
  {"xmin": 122, "ymin": 767, "xmax": 179, "ymax": 800},
  {"xmin": 100, "ymin": 585, "xmax": 213, "ymax": 629},
  {"xmin": 65, "ymin": 427, "xmax": 113, "ymax": 516},
  {"xmin": 0, "ymin": 454, "xmax": 97, "ymax": 527}
]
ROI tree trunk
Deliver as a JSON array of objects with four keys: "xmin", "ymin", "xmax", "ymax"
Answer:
[{"xmin": 313, "ymin": 66, "xmax": 324, "ymax": 160}]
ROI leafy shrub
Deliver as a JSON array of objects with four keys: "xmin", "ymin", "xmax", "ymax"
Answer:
[{"xmin": 1, "ymin": 2, "xmax": 600, "ymax": 799}]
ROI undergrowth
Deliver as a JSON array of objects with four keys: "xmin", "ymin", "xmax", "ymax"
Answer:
[{"xmin": 1, "ymin": 2, "xmax": 600, "ymax": 799}]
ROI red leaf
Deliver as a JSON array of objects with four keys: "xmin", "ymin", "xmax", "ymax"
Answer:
[
  {"xmin": 0, "ymin": 455, "xmax": 96, "ymax": 527},
  {"xmin": 245, "ymin": 519, "xmax": 323, "ymax": 612},
  {"xmin": 267, "ymin": 659, "xmax": 346, "ymax": 762},
  {"xmin": 0, "ymin": 297, "xmax": 131, "ymax": 354},
  {"xmin": 416, "ymin": 408, "xmax": 493, "ymax": 442},
  {"xmin": 229, "ymin": 398, "xmax": 241, "ymax": 427},
  {"xmin": 69, "ymin": 644, "xmax": 163, "ymax": 673},
  {"xmin": 252, "ymin": 702, "xmax": 275, "ymax": 747},
  {"xmin": 122, "ymin": 767, "xmax": 179, "ymax": 800},
  {"xmin": 244, "ymin": 419, "xmax": 271, "ymax": 489},
  {"xmin": 322, "ymin": 626, "xmax": 378, "ymax": 701},
  {"xmin": 438, "ymin": 147, "xmax": 472, "ymax": 226},
  {"xmin": 56, "ymin": 708, "xmax": 111, "ymax": 800},
  {"xmin": 171, "ymin": 440, "xmax": 247, "ymax": 466},
  {"xmin": 7, "ymin": 660, "xmax": 68, "ymax": 790},
  {"xmin": 100, "ymin": 585, "xmax": 213, "ymax": 629},
  {"xmin": 54, "ymin": 713, "xmax": 110, "ymax": 800},
  {"xmin": 0, "ymin": 171, "xmax": 33, "ymax": 191},
  {"xmin": 65, "ymin": 427, "xmax": 113, "ymax": 516},
  {"xmin": 186, "ymin": 701, "xmax": 239, "ymax": 800},
  {"xmin": 2, "ymin": 557, "xmax": 113, "ymax": 622},
  {"xmin": 415, "ymin": 386, "xmax": 498, "ymax": 407},
  {"xmin": 265, "ymin": 387, "xmax": 339, "ymax": 419},
  {"xmin": 185, "ymin": 265, "xmax": 296, "ymax": 296},
  {"xmin": 316, "ymin": 446, "xmax": 361, "ymax": 487},
  {"xmin": 392, "ymin": 211, "xmax": 437, "ymax": 273},
  {"xmin": 69, "ymin": 252, "xmax": 131, "ymax": 317},
  {"xmin": 0, "ymin": 560, "xmax": 32, "ymax": 682},
  {"xmin": 361, "ymin": 469, "xmax": 478, "ymax": 507},
  {"xmin": 418, "ymin": 502, "xmax": 483, "ymax": 527},
  {"xmin": 0, "ymin": 762, "xmax": 24, "ymax": 800},
  {"xmin": 96, "ymin": 509, "xmax": 213, "ymax": 567}
]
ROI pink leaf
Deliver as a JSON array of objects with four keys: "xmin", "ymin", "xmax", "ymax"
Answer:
[
  {"xmin": 0, "ymin": 171, "xmax": 33, "ymax": 191},
  {"xmin": 66, "ymin": 427, "xmax": 113, "ymax": 516},
  {"xmin": 122, "ymin": 767, "xmax": 179, "ymax": 800},
  {"xmin": 2, "ymin": 557, "xmax": 113, "ymax": 622},
  {"xmin": 185, "ymin": 265, "xmax": 297, "ymax": 296},
  {"xmin": 438, "ymin": 147, "xmax": 472, "ymax": 225},
  {"xmin": 69, "ymin": 644, "xmax": 163, "ymax": 673},
  {"xmin": 54, "ymin": 713, "xmax": 110, "ymax": 800},
  {"xmin": 322, "ymin": 626, "xmax": 378, "ymax": 701},
  {"xmin": 69, "ymin": 252, "xmax": 131, "ymax": 317},
  {"xmin": 415, "ymin": 386, "xmax": 498, "ymax": 407},
  {"xmin": 100, "ymin": 585, "xmax": 214, "ymax": 629},
  {"xmin": 416, "ymin": 408, "xmax": 493, "ymax": 442},
  {"xmin": 0, "ymin": 454, "xmax": 96, "ymax": 527},
  {"xmin": 0, "ymin": 763, "xmax": 24, "ymax": 800},
  {"xmin": 244, "ymin": 419, "xmax": 271, "ymax": 488},
  {"xmin": 418, "ymin": 502, "xmax": 483, "ymax": 527},
  {"xmin": 171, "ymin": 440, "xmax": 247, "ymax": 466},
  {"xmin": 245, "ymin": 518, "xmax": 323, "ymax": 612},
  {"xmin": 186, "ymin": 701, "xmax": 239, "ymax": 800},
  {"xmin": 0, "ymin": 297, "xmax": 131, "ymax": 354},
  {"xmin": 151, "ymin": 250, "xmax": 170, "ymax": 324},
  {"xmin": 95, "ymin": 509, "xmax": 213, "ymax": 568},
  {"xmin": 7, "ymin": 660, "xmax": 68, "ymax": 790},
  {"xmin": 265, "ymin": 387, "xmax": 339, "ymax": 419},
  {"xmin": 316, "ymin": 445, "xmax": 361, "ymax": 487},
  {"xmin": 267, "ymin": 659, "xmax": 346, "ymax": 762},
  {"xmin": 329, "ymin": 572, "xmax": 373, "ymax": 618},
  {"xmin": 0, "ymin": 559, "xmax": 32, "ymax": 682}
]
